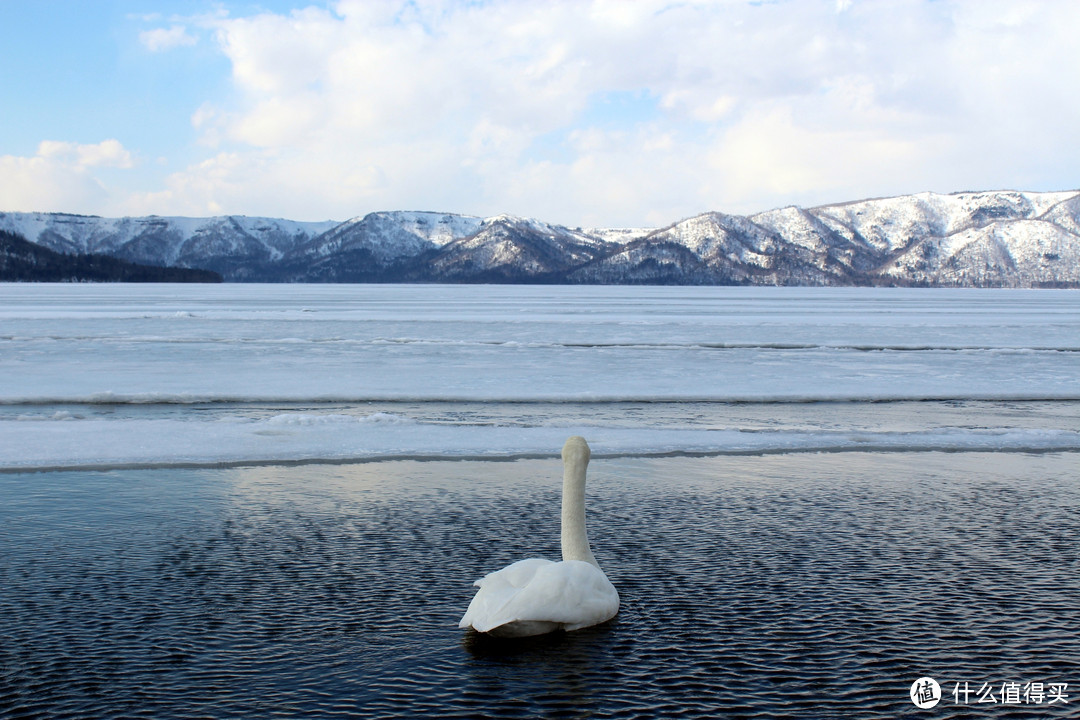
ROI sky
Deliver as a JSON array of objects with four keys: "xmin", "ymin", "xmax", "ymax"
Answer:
[{"xmin": 1, "ymin": 0, "xmax": 1079, "ymax": 228}]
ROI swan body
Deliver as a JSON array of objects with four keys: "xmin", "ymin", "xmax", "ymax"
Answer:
[{"xmin": 459, "ymin": 436, "xmax": 619, "ymax": 637}]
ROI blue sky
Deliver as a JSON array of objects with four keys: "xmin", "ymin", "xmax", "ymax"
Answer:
[
  {"xmin": 2, "ymin": 2, "xmax": 217, "ymax": 152},
  {"xmin": 2, "ymin": 0, "xmax": 1079, "ymax": 226}
]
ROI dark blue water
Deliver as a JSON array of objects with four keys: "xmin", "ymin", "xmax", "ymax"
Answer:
[{"xmin": 2, "ymin": 452, "xmax": 1078, "ymax": 718}]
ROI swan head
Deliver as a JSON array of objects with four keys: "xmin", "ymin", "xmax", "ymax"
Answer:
[{"xmin": 561, "ymin": 435, "xmax": 590, "ymax": 465}]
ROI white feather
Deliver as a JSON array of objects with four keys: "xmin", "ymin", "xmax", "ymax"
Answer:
[{"xmin": 458, "ymin": 437, "xmax": 620, "ymax": 637}]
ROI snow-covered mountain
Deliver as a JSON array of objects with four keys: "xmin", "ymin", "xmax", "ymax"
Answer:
[
  {"xmin": 0, "ymin": 212, "xmax": 339, "ymax": 281},
  {"xmin": 2, "ymin": 190, "xmax": 1078, "ymax": 286},
  {"xmin": 276, "ymin": 211, "xmax": 484, "ymax": 281},
  {"xmin": 573, "ymin": 189, "xmax": 1080, "ymax": 287},
  {"xmin": 401, "ymin": 214, "xmax": 619, "ymax": 282},
  {"xmin": 808, "ymin": 190, "xmax": 1080, "ymax": 287}
]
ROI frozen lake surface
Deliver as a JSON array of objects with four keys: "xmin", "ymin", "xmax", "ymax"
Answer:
[{"xmin": 2, "ymin": 284, "xmax": 1079, "ymax": 469}]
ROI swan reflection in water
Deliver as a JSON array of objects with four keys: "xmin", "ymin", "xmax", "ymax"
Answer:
[{"xmin": 462, "ymin": 618, "xmax": 621, "ymax": 716}]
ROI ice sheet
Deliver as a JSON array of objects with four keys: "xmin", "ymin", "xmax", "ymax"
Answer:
[
  {"xmin": 3, "ymin": 410, "xmax": 1079, "ymax": 470},
  {"xmin": 2, "ymin": 284, "xmax": 1079, "ymax": 469}
]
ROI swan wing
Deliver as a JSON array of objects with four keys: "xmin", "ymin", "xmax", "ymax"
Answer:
[
  {"xmin": 519, "ymin": 560, "xmax": 619, "ymax": 631},
  {"xmin": 459, "ymin": 559, "xmax": 619, "ymax": 634},
  {"xmin": 459, "ymin": 558, "xmax": 554, "ymax": 632}
]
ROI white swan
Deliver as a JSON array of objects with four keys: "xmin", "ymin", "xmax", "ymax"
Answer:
[{"xmin": 459, "ymin": 436, "xmax": 620, "ymax": 638}]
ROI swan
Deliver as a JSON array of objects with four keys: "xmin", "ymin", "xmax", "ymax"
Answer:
[{"xmin": 458, "ymin": 436, "xmax": 620, "ymax": 638}]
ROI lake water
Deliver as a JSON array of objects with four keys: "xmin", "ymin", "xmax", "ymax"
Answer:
[
  {"xmin": 2, "ymin": 454, "xmax": 1078, "ymax": 718},
  {"xmin": 1, "ymin": 284, "xmax": 1078, "ymax": 717}
]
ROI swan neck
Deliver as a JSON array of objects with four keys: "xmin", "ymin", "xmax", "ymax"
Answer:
[{"xmin": 561, "ymin": 452, "xmax": 598, "ymax": 568}]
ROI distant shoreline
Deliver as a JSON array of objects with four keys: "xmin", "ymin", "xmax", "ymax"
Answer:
[{"xmin": 3, "ymin": 189, "xmax": 1079, "ymax": 286}]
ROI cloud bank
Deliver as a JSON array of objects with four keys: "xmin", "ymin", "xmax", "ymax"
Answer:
[
  {"xmin": 7, "ymin": 0, "xmax": 1080, "ymax": 226},
  {"xmin": 0, "ymin": 140, "xmax": 133, "ymax": 216}
]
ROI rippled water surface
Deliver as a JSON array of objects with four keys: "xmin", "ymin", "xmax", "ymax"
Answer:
[{"xmin": 2, "ymin": 452, "xmax": 1079, "ymax": 718}]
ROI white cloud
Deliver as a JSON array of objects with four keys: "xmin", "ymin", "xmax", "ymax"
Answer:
[
  {"xmin": 0, "ymin": 140, "xmax": 134, "ymax": 213},
  {"xmin": 707, "ymin": 104, "xmax": 951, "ymax": 209},
  {"xmin": 110, "ymin": 0, "xmax": 1080, "ymax": 224},
  {"xmin": 37, "ymin": 139, "xmax": 134, "ymax": 169},
  {"xmin": 140, "ymin": 24, "xmax": 198, "ymax": 52}
]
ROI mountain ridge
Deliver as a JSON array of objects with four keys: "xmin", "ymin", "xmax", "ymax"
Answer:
[
  {"xmin": 0, "ymin": 229, "xmax": 222, "ymax": 283},
  {"xmin": 2, "ymin": 189, "xmax": 1078, "ymax": 287}
]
